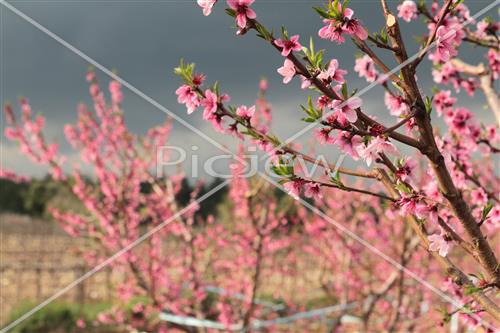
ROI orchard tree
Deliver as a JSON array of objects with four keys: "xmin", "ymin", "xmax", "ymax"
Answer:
[{"xmin": 173, "ymin": 0, "xmax": 500, "ymax": 328}]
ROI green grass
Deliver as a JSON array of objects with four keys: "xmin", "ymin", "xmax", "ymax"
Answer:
[{"xmin": 6, "ymin": 301, "xmax": 112, "ymax": 333}]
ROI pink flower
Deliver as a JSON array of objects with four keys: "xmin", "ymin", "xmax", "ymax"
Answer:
[
  {"xmin": 336, "ymin": 132, "xmax": 363, "ymax": 160},
  {"xmin": 354, "ymin": 55, "xmax": 378, "ymax": 83},
  {"xmin": 360, "ymin": 136, "xmax": 399, "ymax": 166},
  {"xmin": 109, "ymin": 80, "xmax": 123, "ymax": 105},
  {"xmin": 76, "ymin": 319, "xmax": 86, "ymax": 329},
  {"xmin": 395, "ymin": 157, "xmax": 417, "ymax": 183},
  {"xmin": 342, "ymin": 8, "xmax": 368, "ymax": 40},
  {"xmin": 434, "ymin": 26, "xmax": 458, "ymax": 62},
  {"xmin": 487, "ymin": 48, "xmax": 500, "ymax": 80},
  {"xmin": 415, "ymin": 204, "xmax": 439, "ymax": 225},
  {"xmin": 396, "ymin": 196, "xmax": 418, "ymax": 215},
  {"xmin": 304, "ymin": 182, "xmax": 322, "ymax": 200},
  {"xmin": 433, "ymin": 90, "xmax": 456, "ymax": 116},
  {"xmin": 475, "ymin": 20, "xmax": 489, "ymax": 39},
  {"xmin": 471, "ymin": 188, "xmax": 488, "ymax": 206},
  {"xmin": 197, "ymin": 0, "xmax": 217, "ymax": 16},
  {"xmin": 236, "ymin": 105, "xmax": 255, "ymax": 120},
  {"xmin": 329, "ymin": 96, "xmax": 362, "ymax": 124},
  {"xmin": 428, "ymin": 230, "xmax": 452, "ymax": 257},
  {"xmin": 200, "ymin": 89, "xmax": 218, "ymax": 120},
  {"xmin": 314, "ymin": 128, "xmax": 335, "ymax": 145},
  {"xmin": 486, "ymin": 206, "xmax": 500, "ymax": 227},
  {"xmin": 283, "ymin": 179, "xmax": 304, "ymax": 199},
  {"xmin": 317, "ymin": 59, "xmax": 347, "ymax": 84},
  {"xmin": 274, "ymin": 35, "xmax": 302, "ymax": 57},
  {"xmin": 318, "ymin": 5, "xmax": 367, "ymax": 43},
  {"xmin": 227, "ymin": 0, "xmax": 256, "ymax": 29},
  {"xmin": 318, "ymin": 20, "xmax": 345, "ymax": 43},
  {"xmin": 277, "ymin": 59, "xmax": 296, "ymax": 84},
  {"xmin": 384, "ymin": 93, "xmax": 409, "ymax": 117},
  {"xmin": 300, "ymin": 76, "xmax": 312, "ymax": 89},
  {"xmin": 432, "ymin": 62, "xmax": 457, "ymax": 85},
  {"xmin": 397, "ymin": 1, "xmax": 418, "ymax": 23},
  {"xmin": 176, "ymin": 85, "xmax": 200, "ymax": 114}
]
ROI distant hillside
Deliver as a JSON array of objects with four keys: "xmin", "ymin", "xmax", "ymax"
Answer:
[{"xmin": 0, "ymin": 177, "xmax": 227, "ymax": 219}]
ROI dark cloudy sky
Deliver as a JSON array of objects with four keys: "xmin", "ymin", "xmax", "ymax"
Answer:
[{"xmin": 1, "ymin": 0, "xmax": 498, "ymax": 178}]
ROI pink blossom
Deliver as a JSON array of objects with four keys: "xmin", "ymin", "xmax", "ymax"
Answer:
[
  {"xmin": 487, "ymin": 49, "xmax": 500, "ymax": 80},
  {"xmin": 415, "ymin": 204, "xmax": 439, "ymax": 225},
  {"xmin": 434, "ymin": 26, "xmax": 458, "ymax": 62},
  {"xmin": 197, "ymin": 0, "xmax": 217, "ymax": 16},
  {"xmin": 318, "ymin": 5, "xmax": 367, "ymax": 43},
  {"xmin": 200, "ymin": 89, "xmax": 219, "ymax": 120},
  {"xmin": 428, "ymin": 230, "xmax": 452, "ymax": 257},
  {"xmin": 397, "ymin": 1, "xmax": 418, "ymax": 23},
  {"xmin": 277, "ymin": 59, "xmax": 296, "ymax": 84},
  {"xmin": 448, "ymin": 107, "xmax": 475, "ymax": 135},
  {"xmin": 396, "ymin": 196, "xmax": 418, "ymax": 215},
  {"xmin": 342, "ymin": 8, "xmax": 368, "ymax": 40},
  {"xmin": 274, "ymin": 35, "xmax": 302, "ymax": 57},
  {"xmin": 471, "ymin": 188, "xmax": 487, "ymax": 206},
  {"xmin": 329, "ymin": 96, "xmax": 362, "ymax": 124},
  {"xmin": 432, "ymin": 62, "xmax": 457, "ymax": 85},
  {"xmin": 318, "ymin": 20, "xmax": 346, "ymax": 43},
  {"xmin": 354, "ymin": 55, "xmax": 378, "ymax": 83},
  {"xmin": 86, "ymin": 70, "xmax": 96, "ymax": 82},
  {"xmin": 360, "ymin": 136, "xmax": 399, "ymax": 166},
  {"xmin": 304, "ymin": 182, "xmax": 322, "ymax": 200},
  {"xmin": 236, "ymin": 105, "xmax": 255, "ymax": 120},
  {"xmin": 283, "ymin": 179, "xmax": 304, "ymax": 199},
  {"xmin": 318, "ymin": 59, "xmax": 347, "ymax": 84},
  {"xmin": 395, "ymin": 157, "xmax": 417, "ymax": 184},
  {"xmin": 336, "ymin": 132, "xmax": 362, "ymax": 160},
  {"xmin": 300, "ymin": 76, "xmax": 312, "ymax": 90},
  {"xmin": 176, "ymin": 84, "xmax": 200, "ymax": 114},
  {"xmin": 486, "ymin": 206, "xmax": 500, "ymax": 227},
  {"xmin": 227, "ymin": 0, "xmax": 256, "ymax": 29},
  {"xmin": 384, "ymin": 93, "xmax": 409, "ymax": 117},
  {"xmin": 433, "ymin": 90, "xmax": 456, "ymax": 116},
  {"xmin": 314, "ymin": 128, "xmax": 335, "ymax": 145},
  {"xmin": 76, "ymin": 319, "xmax": 86, "ymax": 329},
  {"xmin": 475, "ymin": 20, "xmax": 490, "ymax": 39},
  {"xmin": 0, "ymin": 169, "xmax": 28, "ymax": 183}
]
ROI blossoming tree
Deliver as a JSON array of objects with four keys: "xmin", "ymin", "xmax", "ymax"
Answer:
[
  {"xmin": 3, "ymin": 0, "xmax": 500, "ymax": 331},
  {"xmin": 173, "ymin": 0, "xmax": 500, "ymax": 328}
]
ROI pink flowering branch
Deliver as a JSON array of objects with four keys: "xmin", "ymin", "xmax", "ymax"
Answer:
[
  {"xmin": 450, "ymin": 58, "xmax": 500, "ymax": 127},
  {"xmin": 376, "ymin": 2, "xmax": 500, "ymax": 290},
  {"xmin": 186, "ymin": 0, "xmax": 500, "ymax": 293},
  {"xmin": 412, "ymin": 0, "xmax": 454, "ymax": 68}
]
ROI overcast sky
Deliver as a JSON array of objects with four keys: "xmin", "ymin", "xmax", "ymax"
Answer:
[{"xmin": 1, "ymin": 0, "xmax": 498, "ymax": 179}]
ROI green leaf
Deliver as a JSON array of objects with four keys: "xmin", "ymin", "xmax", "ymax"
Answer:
[
  {"xmin": 464, "ymin": 285, "xmax": 482, "ymax": 296},
  {"xmin": 482, "ymin": 202, "xmax": 494, "ymax": 220},
  {"xmin": 225, "ymin": 8, "xmax": 236, "ymax": 17},
  {"xmin": 313, "ymin": 6, "xmax": 331, "ymax": 19},
  {"xmin": 341, "ymin": 83, "xmax": 348, "ymax": 99},
  {"xmin": 424, "ymin": 95, "xmax": 434, "ymax": 114},
  {"xmin": 394, "ymin": 182, "xmax": 412, "ymax": 194}
]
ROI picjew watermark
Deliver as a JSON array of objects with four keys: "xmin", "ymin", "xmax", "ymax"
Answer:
[{"xmin": 156, "ymin": 145, "xmax": 348, "ymax": 179}]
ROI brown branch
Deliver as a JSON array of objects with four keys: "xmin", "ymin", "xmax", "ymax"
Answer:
[
  {"xmin": 367, "ymin": 35, "xmax": 397, "ymax": 51},
  {"xmin": 303, "ymin": 178, "xmax": 395, "ymax": 202},
  {"xmin": 376, "ymin": 168, "xmax": 500, "ymax": 322},
  {"xmin": 283, "ymin": 146, "xmax": 377, "ymax": 179},
  {"xmin": 352, "ymin": 37, "xmax": 405, "ymax": 88},
  {"xmin": 451, "ymin": 59, "xmax": 500, "ymax": 126},
  {"xmin": 380, "ymin": 0, "xmax": 500, "ymax": 289},
  {"xmin": 246, "ymin": 20, "xmax": 421, "ymax": 149},
  {"xmin": 382, "ymin": 111, "xmax": 416, "ymax": 135},
  {"xmin": 413, "ymin": 0, "xmax": 454, "ymax": 68}
]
